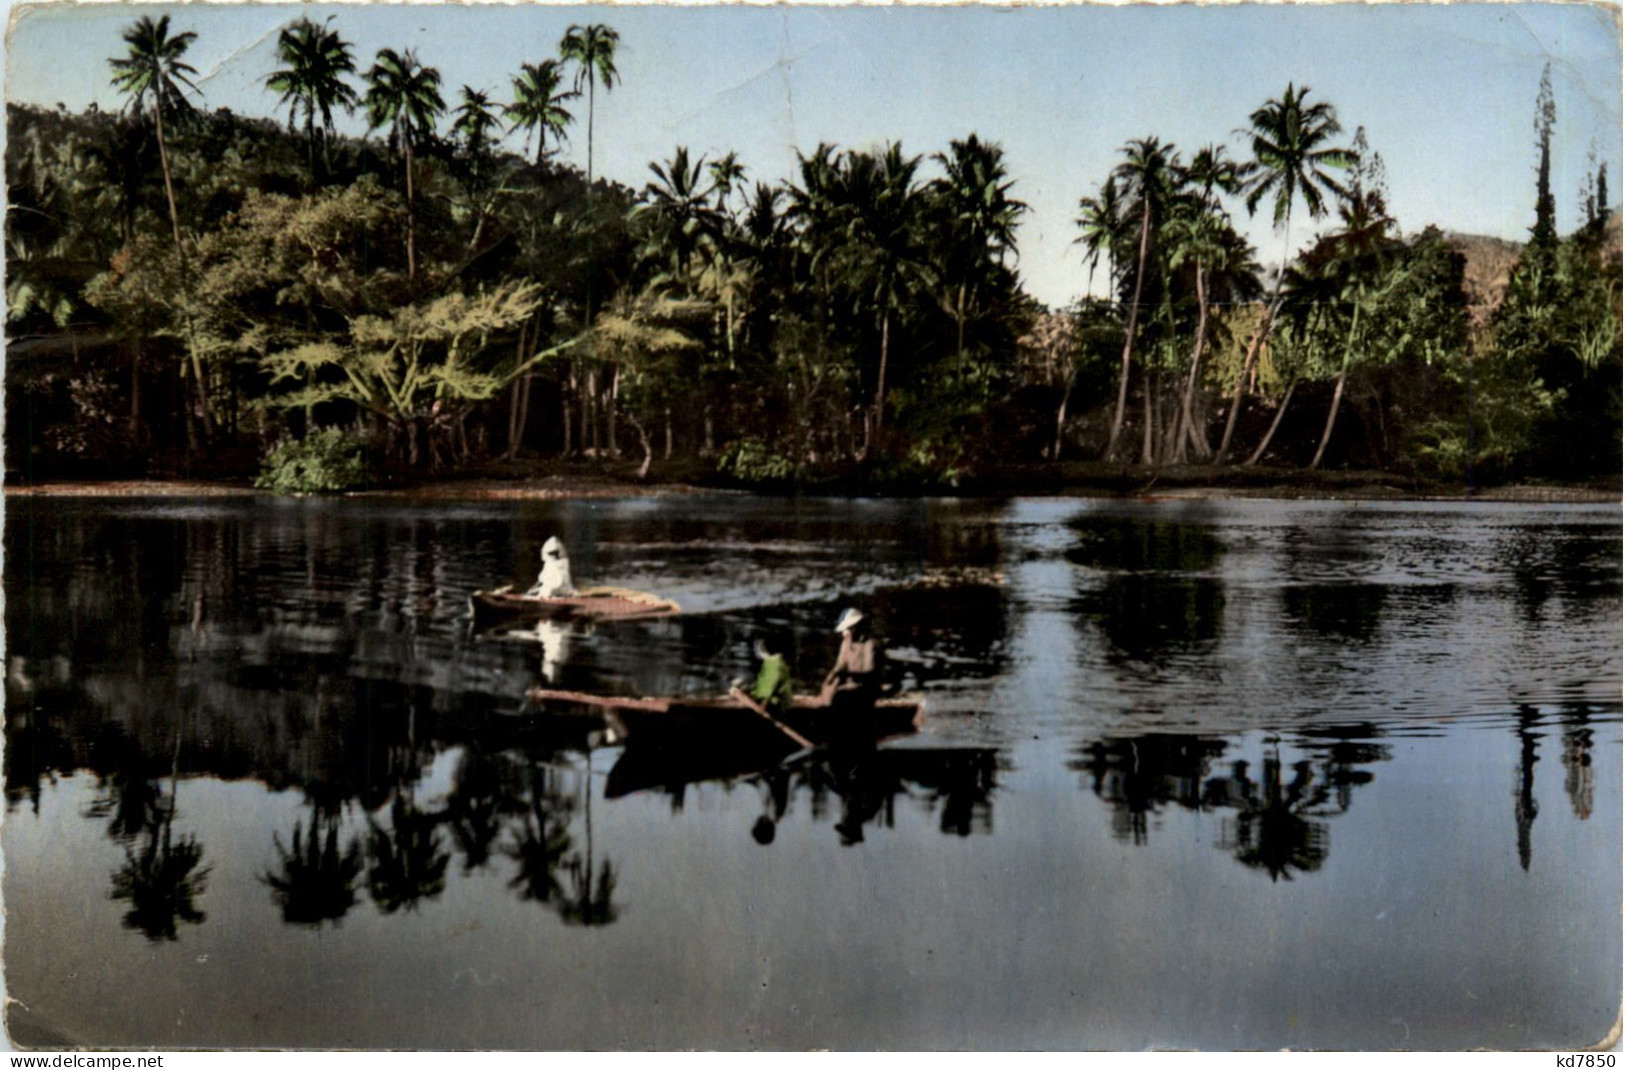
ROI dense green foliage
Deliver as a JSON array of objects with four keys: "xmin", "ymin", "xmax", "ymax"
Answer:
[
  {"xmin": 5, "ymin": 25, "xmax": 1618, "ymax": 487},
  {"xmin": 255, "ymin": 427, "xmax": 370, "ymax": 493}
]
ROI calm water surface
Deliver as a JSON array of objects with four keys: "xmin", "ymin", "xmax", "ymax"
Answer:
[{"xmin": 3, "ymin": 495, "xmax": 1620, "ymax": 1049}]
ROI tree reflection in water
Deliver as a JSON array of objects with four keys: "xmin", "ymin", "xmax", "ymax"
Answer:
[
  {"xmin": 108, "ymin": 732, "xmax": 211, "ymax": 940},
  {"xmin": 503, "ymin": 763, "xmax": 577, "ymax": 906},
  {"xmin": 367, "ymin": 795, "xmax": 451, "ymax": 914},
  {"xmin": 1513, "ymin": 705, "xmax": 1542, "ymax": 872},
  {"xmin": 607, "ymin": 745, "xmax": 999, "ymax": 847},
  {"xmin": 1073, "ymin": 727, "xmax": 1395, "ymax": 881},
  {"xmin": 263, "ymin": 805, "xmax": 365, "ymax": 927},
  {"xmin": 1562, "ymin": 706, "xmax": 1596, "ymax": 821},
  {"xmin": 1210, "ymin": 753, "xmax": 1332, "ymax": 882}
]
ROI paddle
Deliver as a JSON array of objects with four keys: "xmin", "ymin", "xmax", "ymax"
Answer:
[{"xmin": 729, "ymin": 687, "xmax": 816, "ymax": 750}]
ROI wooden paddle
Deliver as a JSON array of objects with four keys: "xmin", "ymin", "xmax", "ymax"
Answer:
[{"xmin": 729, "ymin": 687, "xmax": 815, "ymax": 750}]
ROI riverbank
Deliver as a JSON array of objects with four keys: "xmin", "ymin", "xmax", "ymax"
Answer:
[{"xmin": 4, "ymin": 461, "xmax": 1618, "ymax": 503}]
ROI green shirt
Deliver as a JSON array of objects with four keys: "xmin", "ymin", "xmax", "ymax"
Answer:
[{"xmin": 751, "ymin": 654, "xmax": 794, "ymax": 714}]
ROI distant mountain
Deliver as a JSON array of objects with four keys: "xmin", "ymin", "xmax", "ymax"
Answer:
[
  {"xmin": 1442, "ymin": 231, "xmax": 1524, "ymax": 330},
  {"xmin": 1443, "ymin": 212, "xmax": 1620, "ymax": 329}
]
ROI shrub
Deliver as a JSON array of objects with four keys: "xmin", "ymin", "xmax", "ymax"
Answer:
[
  {"xmin": 718, "ymin": 438, "xmax": 794, "ymax": 484},
  {"xmin": 255, "ymin": 428, "xmax": 370, "ymax": 494}
]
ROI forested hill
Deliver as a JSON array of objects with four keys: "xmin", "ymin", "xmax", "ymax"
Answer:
[{"xmin": 4, "ymin": 27, "xmax": 1620, "ymax": 490}]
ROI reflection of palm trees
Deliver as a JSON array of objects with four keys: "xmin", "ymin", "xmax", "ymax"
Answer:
[
  {"xmin": 1213, "ymin": 753, "xmax": 1331, "ymax": 882},
  {"xmin": 558, "ymin": 751, "xmax": 620, "ymax": 926},
  {"xmin": 110, "ymin": 816, "xmax": 210, "ymax": 939},
  {"xmin": 1561, "ymin": 707, "xmax": 1594, "ymax": 821},
  {"xmin": 83, "ymin": 739, "xmax": 164, "ymax": 842},
  {"xmin": 366, "ymin": 796, "xmax": 450, "ymax": 913},
  {"xmin": 1074, "ymin": 734, "xmax": 1228, "ymax": 845},
  {"xmin": 444, "ymin": 748, "xmax": 516, "ymax": 872},
  {"xmin": 504, "ymin": 765, "xmax": 575, "ymax": 905},
  {"xmin": 559, "ymin": 859, "xmax": 619, "ymax": 927},
  {"xmin": 1513, "ymin": 705, "xmax": 1542, "ymax": 872},
  {"xmin": 264, "ymin": 807, "xmax": 364, "ymax": 926},
  {"xmin": 108, "ymin": 726, "xmax": 210, "ymax": 940}
]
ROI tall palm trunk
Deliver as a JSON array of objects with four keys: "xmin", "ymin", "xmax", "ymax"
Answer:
[
  {"xmin": 1173, "ymin": 264, "xmax": 1212, "ymax": 464},
  {"xmin": 1217, "ymin": 215, "xmax": 1294, "ymax": 464},
  {"xmin": 1105, "ymin": 199, "xmax": 1152, "ymax": 461},
  {"xmin": 154, "ymin": 100, "xmax": 182, "ymax": 248},
  {"xmin": 1141, "ymin": 372, "xmax": 1155, "ymax": 465},
  {"xmin": 873, "ymin": 311, "xmax": 891, "ymax": 443},
  {"xmin": 1310, "ymin": 298, "xmax": 1361, "ymax": 470},
  {"xmin": 1053, "ymin": 366, "xmax": 1077, "ymax": 461},
  {"xmin": 1244, "ymin": 376, "xmax": 1298, "ymax": 466},
  {"xmin": 1214, "ymin": 300, "xmax": 1278, "ymax": 464},
  {"xmin": 404, "ymin": 137, "xmax": 417, "ymax": 280},
  {"xmin": 156, "ymin": 100, "xmax": 215, "ymax": 440},
  {"xmin": 586, "ymin": 78, "xmax": 595, "ymax": 184}
]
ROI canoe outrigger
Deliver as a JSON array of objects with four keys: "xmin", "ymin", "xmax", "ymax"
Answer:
[{"xmin": 469, "ymin": 585, "xmax": 680, "ymax": 626}]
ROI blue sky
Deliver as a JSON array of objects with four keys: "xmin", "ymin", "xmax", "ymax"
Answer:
[{"xmin": 5, "ymin": 2, "xmax": 1621, "ymax": 308}]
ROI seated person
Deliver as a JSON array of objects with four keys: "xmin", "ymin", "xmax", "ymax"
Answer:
[
  {"xmin": 748, "ymin": 638, "xmax": 794, "ymax": 717},
  {"xmin": 820, "ymin": 607, "xmax": 886, "ymax": 711},
  {"xmin": 527, "ymin": 536, "xmax": 576, "ymax": 598}
]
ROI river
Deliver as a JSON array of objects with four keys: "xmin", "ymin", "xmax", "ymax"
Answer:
[{"xmin": 3, "ymin": 494, "xmax": 1619, "ymax": 1049}]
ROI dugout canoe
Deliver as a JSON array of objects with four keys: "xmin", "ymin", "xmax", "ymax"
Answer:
[
  {"xmin": 525, "ymin": 687, "xmax": 925, "ymax": 752},
  {"xmin": 469, "ymin": 584, "xmax": 680, "ymax": 625}
]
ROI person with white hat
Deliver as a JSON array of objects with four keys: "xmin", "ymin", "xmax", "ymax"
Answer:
[
  {"xmin": 820, "ymin": 606, "xmax": 885, "ymax": 711},
  {"xmin": 527, "ymin": 536, "xmax": 577, "ymax": 598}
]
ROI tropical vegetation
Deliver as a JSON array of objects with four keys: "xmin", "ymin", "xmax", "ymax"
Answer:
[{"xmin": 5, "ymin": 21, "xmax": 1618, "ymax": 490}]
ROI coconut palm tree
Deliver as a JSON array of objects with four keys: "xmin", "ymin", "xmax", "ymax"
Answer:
[
  {"xmin": 707, "ymin": 151, "xmax": 747, "ymax": 214},
  {"xmin": 451, "ymin": 85, "xmax": 500, "ymax": 161},
  {"xmin": 109, "ymin": 15, "xmax": 215, "ymax": 438},
  {"xmin": 265, "ymin": 16, "xmax": 360, "ymax": 181},
  {"xmin": 108, "ymin": 14, "xmax": 198, "ymax": 248},
  {"xmin": 1103, "ymin": 136, "xmax": 1183, "ymax": 461},
  {"xmin": 558, "ymin": 23, "xmax": 620, "ymax": 184},
  {"xmin": 364, "ymin": 48, "xmax": 445, "ymax": 280},
  {"xmin": 1217, "ymin": 84, "xmax": 1357, "ymax": 463},
  {"xmin": 1074, "ymin": 179, "xmax": 1128, "ymax": 299},
  {"xmin": 838, "ymin": 143, "xmax": 936, "ymax": 450},
  {"xmin": 639, "ymin": 145, "xmax": 722, "ymax": 286},
  {"xmin": 931, "ymin": 134, "xmax": 1028, "ymax": 356},
  {"xmin": 506, "ymin": 60, "xmax": 576, "ymax": 166}
]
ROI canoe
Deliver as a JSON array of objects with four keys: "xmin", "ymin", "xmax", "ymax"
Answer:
[
  {"xmin": 526, "ymin": 687, "xmax": 925, "ymax": 752},
  {"xmin": 469, "ymin": 584, "xmax": 679, "ymax": 625}
]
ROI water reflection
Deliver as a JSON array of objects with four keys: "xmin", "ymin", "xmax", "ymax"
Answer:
[
  {"xmin": 4, "ymin": 498, "xmax": 1619, "ymax": 1048},
  {"xmin": 1072, "ymin": 726, "xmax": 1394, "ymax": 881},
  {"xmin": 1514, "ymin": 705, "xmax": 1543, "ymax": 872},
  {"xmin": 108, "ymin": 743, "xmax": 211, "ymax": 940},
  {"xmin": 608, "ymin": 744, "xmax": 1000, "ymax": 847},
  {"xmin": 263, "ymin": 807, "xmax": 364, "ymax": 927},
  {"xmin": 1068, "ymin": 514, "xmax": 1226, "ymax": 663}
]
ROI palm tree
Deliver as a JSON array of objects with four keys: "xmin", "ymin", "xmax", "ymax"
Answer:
[
  {"xmin": 931, "ymin": 134, "xmax": 1028, "ymax": 355},
  {"xmin": 109, "ymin": 15, "xmax": 215, "ymax": 438},
  {"xmin": 265, "ymin": 17, "xmax": 360, "ymax": 181},
  {"xmin": 1217, "ymin": 83, "xmax": 1357, "ymax": 463},
  {"xmin": 506, "ymin": 60, "xmax": 576, "ymax": 166},
  {"xmin": 707, "ymin": 151, "xmax": 747, "ymax": 213},
  {"xmin": 108, "ymin": 14, "xmax": 198, "ymax": 248},
  {"xmin": 451, "ymin": 85, "xmax": 500, "ymax": 160},
  {"xmin": 364, "ymin": 47, "xmax": 445, "ymax": 280},
  {"xmin": 839, "ymin": 143, "xmax": 936, "ymax": 450},
  {"xmin": 639, "ymin": 146, "xmax": 722, "ymax": 286},
  {"xmin": 558, "ymin": 23, "xmax": 621, "ymax": 184},
  {"xmin": 1074, "ymin": 179, "xmax": 1128, "ymax": 298},
  {"xmin": 1104, "ymin": 136, "xmax": 1183, "ymax": 461}
]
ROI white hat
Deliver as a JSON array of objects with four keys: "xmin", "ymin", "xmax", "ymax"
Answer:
[{"xmin": 834, "ymin": 607, "xmax": 864, "ymax": 633}]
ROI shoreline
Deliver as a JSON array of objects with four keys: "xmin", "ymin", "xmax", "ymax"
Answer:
[{"xmin": 4, "ymin": 470, "xmax": 1619, "ymax": 505}]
